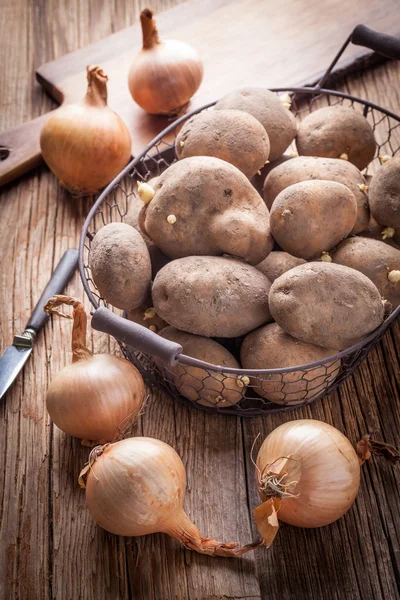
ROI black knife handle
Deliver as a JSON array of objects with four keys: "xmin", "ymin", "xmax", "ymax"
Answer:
[{"xmin": 26, "ymin": 248, "xmax": 79, "ymax": 333}]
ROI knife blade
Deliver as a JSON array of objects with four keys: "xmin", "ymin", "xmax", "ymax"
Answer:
[{"xmin": 0, "ymin": 248, "xmax": 79, "ymax": 400}]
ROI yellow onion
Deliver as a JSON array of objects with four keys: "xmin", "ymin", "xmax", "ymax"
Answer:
[
  {"xmin": 45, "ymin": 295, "xmax": 144, "ymax": 445},
  {"xmin": 253, "ymin": 420, "xmax": 361, "ymax": 547},
  {"xmin": 80, "ymin": 437, "xmax": 261, "ymax": 557},
  {"xmin": 40, "ymin": 65, "xmax": 131, "ymax": 195},
  {"xmin": 128, "ymin": 9, "xmax": 203, "ymax": 115}
]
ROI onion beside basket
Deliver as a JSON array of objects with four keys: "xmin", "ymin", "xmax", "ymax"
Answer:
[{"xmin": 79, "ymin": 25, "xmax": 400, "ymax": 416}]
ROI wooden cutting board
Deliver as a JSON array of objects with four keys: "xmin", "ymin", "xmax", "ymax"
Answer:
[{"xmin": 1, "ymin": 0, "xmax": 399, "ymax": 187}]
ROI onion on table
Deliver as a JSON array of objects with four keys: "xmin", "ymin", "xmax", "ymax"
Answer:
[
  {"xmin": 40, "ymin": 66, "xmax": 131, "ymax": 195},
  {"xmin": 253, "ymin": 419, "xmax": 400, "ymax": 547},
  {"xmin": 128, "ymin": 8, "xmax": 203, "ymax": 115},
  {"xmin": 44, "ymin": 295, "xmax": 145, "ymax": 446},
  {"xmin": 79, "ymin": 437, "xmax": 261, "ymax": 557}
]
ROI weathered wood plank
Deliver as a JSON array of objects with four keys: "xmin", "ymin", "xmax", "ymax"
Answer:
[{"xmin": 1, "ymin": 2, "xmax": 400, "ymax": 600}]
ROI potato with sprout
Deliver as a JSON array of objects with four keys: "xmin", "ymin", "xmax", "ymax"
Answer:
[
  {"xmin": 140, "ymin": 156, "xmax": 273, "ymax": 265},
  {"xmin": 263, "ymin": 156, "xmax": 370, "ymax": 233},
  {"xmin": 368, "ymin": 157, "xmax": 400, "ymax": 231},
  {"xmin": 157, "ymin": 327, "xmax": 245, "ymax": 407},
  {"xmin": 269, "ymin": 262, "xmax": 385, "ymax": 350},
  {"xmin": 296, "ymin": 106, "xmax": 376, "ymax": 171},
  {"xmin": 215, "ymin": 87, "xmax": 297, "ymax": 161},
  {"xmin": 269, "ymin": 180, "xmax": 357, "ymax": 260},
  {"xmin": 127, "ymin": 291, "xmax": 168, "ymax": 333},
  {"xmin": 125, "ymin": 190, "xmax": 170, "ymax": 277},
  {"xmin": 175, "ymin": 109, "xmax": 270, "ymax": 178},
  {"xmin": 331, "ymin": 236, "xmax": 400, "ymax": 306},
  {"xmin": 241, "ymin": 323, "xmax": 340, "ymax": 405}
]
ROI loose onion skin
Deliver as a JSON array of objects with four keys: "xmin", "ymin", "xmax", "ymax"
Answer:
[
  {"xmin": 45, "ymin": 296, "xmax": 145, "ymax": 445},
  {"xmin": 128, "ymin": 9, "xmax": 203, "ymax": 115},
  {"xmin": 81, "ymin": 437, "xmax": 261, "ymax": 557},
  {"xmin": 40, "ymin": 66, "xmax": 131, "ymax": 195},
  {"xmin": 254, "ymin": 420, "xmax": 361, "ymax": 546}
]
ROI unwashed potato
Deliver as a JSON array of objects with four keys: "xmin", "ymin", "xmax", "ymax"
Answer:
[
  {"xmin": 175, "ymin": 109, "xmax": 270, "ymax": 178},
  {"xmin": 141, "ymin": 156, "xmax": 273, "ymax": 265},
  {"xmin": 361, "ymin": 215, "xmax": 400, "ymax": 248},
  {"xmin": 215, "ymin": 87, "xmax": 297, "ymax": 161},
  {"xmin": 125, "ymin": 189, "xmax": 170, "ymax": 277},
  {"xmin": 240, "ymin": 323, "xmax": 340, "ymax": 405},
  {"xmin": 296, "ymin": 106, "xmax": 376, "ymax": 171},
  {"xmin": 157, "ymin": 327, "xmax": 245, "ymax": 408},
  {"xmin": 256, "ymin": 251, "xmax": 306, "ymax": 282},
  {"xmin": 269, "ymin": 180, "xmax": 357, "ymax": 259},
  {"xmin": 269, "ymin": 262, "xmax": 385, "ymax": 350},
  {"xmin": 263, "ymin": 156, "xmax": 370, "ymax": 233},
  {"xmin": 90, "ymin": 223, "xmax": 151, "ymax": 310},
  {"xmin": 368, "ymin": 156, "xmax": 400, "ymax": 229},
  {"xmin": 331, "ymin": 236, "xmax": 400, "ymax": 306},
  {"xmin": 152, "ymin": 256, "xmax": 272, "ymax": 338},
  {"xmin": 127, "ymin": 291, "xmax": 168, "ymax": 333},
  {"xmin": 251, "ymin": 154, "xmax": 295, "ymax": 195}
]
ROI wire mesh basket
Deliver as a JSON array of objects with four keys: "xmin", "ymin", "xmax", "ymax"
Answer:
[{"xmin": 79, "ymin": 25, "xmax": 400, "ymax": 416}]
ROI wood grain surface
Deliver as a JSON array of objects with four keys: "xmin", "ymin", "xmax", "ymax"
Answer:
[
  {"xmin": 0, "ymin": 1, "xmax": 400, "ymax": 600},
  {"xmin": 1, "ymin": 0, "xmax": 400, "ymax": 187}
]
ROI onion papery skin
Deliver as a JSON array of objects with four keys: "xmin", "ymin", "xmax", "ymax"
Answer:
[
  {"xmin": 85, "ymin": 437, "xmax": 186, "ymax": 536},
  {"xmin": 256, "ymin": 420, "xmax": 361, "ymax": 528},
  {"xmin": 128, "ymin": 40, "xmax": 204, "ymax": 115},
  {"xmin": 46, "ymin": 354, "xmax": 144, "ymax": 443},
  {"xmin": 40, "ymin": 66, "xmax": 132, "ymax": 195}
]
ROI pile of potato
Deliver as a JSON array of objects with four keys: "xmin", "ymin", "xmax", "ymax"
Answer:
[{"xmin": 90, "ymin": 88, "xmax": 400, "ymax": 408}]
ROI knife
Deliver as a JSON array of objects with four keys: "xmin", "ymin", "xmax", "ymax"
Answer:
[{"xmin": 0, "ymin": 248, "xmax": 79, "ymax": 400}]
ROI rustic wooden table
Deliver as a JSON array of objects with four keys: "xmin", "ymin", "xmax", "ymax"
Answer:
[{"xmin": 1, "ymin": 1, "xmax": 400, "ymax": 599}]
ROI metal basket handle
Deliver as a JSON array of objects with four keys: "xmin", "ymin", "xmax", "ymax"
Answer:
[
  {"xmin": 91, "ymin": 307, "xmax": 182, "ymax": 366},
  {"xmin": 318, "ymin": 24, "xmax": 400, "ymax": 88}
]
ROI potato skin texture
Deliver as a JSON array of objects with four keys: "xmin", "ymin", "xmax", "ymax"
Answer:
[
  {"xmin": 269, "ymin": 180, "xmax": 357, "ymax": 259},
  {"xmin": 296, "ymin": 106, "xmax": 376, "ymax": 171},
  {"xmin": 215, "ymin": 87, "xmax": 297, "ymax": 161},
  {"xmin": 152, "ymin": 256, "xmax": 272, "ymax": 338},
  {"xmin": 90, "ymin": 223, "xmax": 151, "ymax": 310},
  {"xmin": 263, "ymin": 156, "xmax": 370, "ymax": 233},
  {"xmin": 175, "ymin": 109, "xmax": 270, "ymax": 178},
  {"xmin": 240, "ymin": 323, "xmax": 340, "ymax": 404},
  {"xmin": 251, "ymin": 154, "xmax": 294, "ymax": 195},
  {"xmin": 331, "ymin": 236, "xmax": 400, "ymax": 306},
  {"xmin": 256, "ymin": 251, "xmax": 306, "ymax": 282},
  {"xmin": 124, "ymin": 193, "xmax": 170, "ymax": 277},
  {"xmin": 368, "ymin": 157, "xmax": 400, "ymax": 228},
  {"xmin": 158, "ymin": 327, "xmax": 244, "ymax": 407},
  {"xmin": 142, "ymin": 156, "xmax": 273, "ymax": 265},
  {"xmin": 269, "ymin": 262, "xmax": 385, "ymax": 350}
]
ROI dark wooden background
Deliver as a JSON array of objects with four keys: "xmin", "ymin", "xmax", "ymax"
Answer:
[{"xmin": 1, "ymin": 1, "xmax": 400, "ymax": 599}]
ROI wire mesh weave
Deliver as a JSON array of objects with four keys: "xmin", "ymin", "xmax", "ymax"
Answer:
[{"xmin": 80, "ymin": 87, "xmax": 400, "ymax": 416}]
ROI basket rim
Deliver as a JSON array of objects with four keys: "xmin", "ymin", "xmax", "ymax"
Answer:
[
  {"xmin": 79, "ymin": 85, "xmax": 400, "ymax": 377},
  {"xmin": 175, "ymin": 304, "xmax": 399, "ymax": 375}
]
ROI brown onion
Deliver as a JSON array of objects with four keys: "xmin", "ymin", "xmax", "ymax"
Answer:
[
  {"xmin": 128, "ymin": 9, "xmax": 203, "ymax": 115},
  {"xmin": 253, "ymin": 420, "xmax": 399, "ymax": 547},
  {"xmin": 45, "ymin": 295, "xmax": 144, "ymax": 445},
  {"xmin": 80, "ymin": 437, "xmax": 262, "ymax": 557},
  {"xmin": 40, "ymin": 66, "xmax": 131, "ymax": 195}
]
